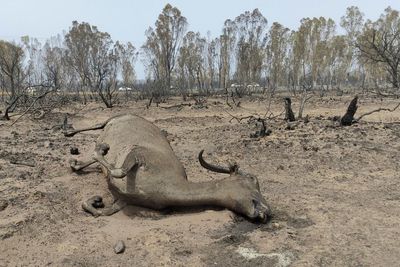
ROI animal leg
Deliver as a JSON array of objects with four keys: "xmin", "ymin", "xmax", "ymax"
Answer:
[
  {"xmin": 64, "ymin": 118, "xmax": 114, "ymax": 137},
  {"xmin": 82, "ymin": 196, "xmax": 126, "ymax": 217},
  {"xmin": 100, "ymin": 199, "xmax": 127, "ymax": 216},
  {"xmin": 92, "ymin": 143, "xmax": 127, "ymax": 178},
  {"xmin": 69, "ymin": 158, "xmax": 97, "ymax": 172}
]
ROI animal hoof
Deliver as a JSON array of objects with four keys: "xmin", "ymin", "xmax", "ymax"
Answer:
[
  {"xmin": 96, "ymin": 143, "xmax": 110, "ymax": 155},
  {"xmin": 92, "ymin": 196, "xmax": 105, "ymax": 209},
  {"xmin": 69, "ymin": 159, "xmax": 79, "ymax": 171},
  {"xmin": 70, "ymin": 147, "xmax": 79, "ymax": 155},
  {"xmin": 82, "ymin": 196, "xmax": 105, "ymax": 217}
]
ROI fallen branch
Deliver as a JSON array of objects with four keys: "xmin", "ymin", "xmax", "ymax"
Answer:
[
  {"xmin": 224, "ymin": 109, "xmax": 259, "ymax": 123},
  {"xmin": 10, "ymin": 90, "xmax": 54, "ymax": 126},
  {"xmin": 10, "ymin": 160, "xmax": 35, "ymax": 167},
  {"xmin": 356, "ymin": 102, "xmax": 400, "ymax": 122},
  {"xmin": 261, "ymin": 93, "xmax": 285, "ymax": 120},
  {"xmin": 225, "ymin": 107, "xmax": 285, "ymax": 123},
  {"xmin": 264, "ymin": 110, "xmax": 285, "ymax": 120},
  {"xmin": 368, "ymin": 89, "xmax": 400, "ymax": 98},
  {"xmin": 159, "ymin": 103, "xmax": 192, "ymax": 109}
]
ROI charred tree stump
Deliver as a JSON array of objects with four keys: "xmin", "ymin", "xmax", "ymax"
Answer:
[
  {"xmin": 340, "ymin": 96, "xmax": 358, "ymax": 126},
  {"xmin": 284, "ymin": 97, "xmax": 296, "ymax": 122},
  {"xmin": 250, "ymin": 119, "xmax": 272, "ymax": 138}
]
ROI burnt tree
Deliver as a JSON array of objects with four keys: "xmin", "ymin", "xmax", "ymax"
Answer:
[
  {"xmin": 284, "ymin": 97, "xmax": 295, "ymax": 122},
  {"xmin": 340, "ymin": 96, "xmax": 358, "ymax": 126},
  {"xmin": 0, "ymin": 95, "xmax": 21, "ymax": 120},
  {"xmin": 250, "ymin": 118, "xmax": 272, "ymax": 138}
]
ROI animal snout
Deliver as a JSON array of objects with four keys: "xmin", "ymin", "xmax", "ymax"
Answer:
[{"xmin": 253, "ymin": 200, "xmax": 271, "ymax": 223}]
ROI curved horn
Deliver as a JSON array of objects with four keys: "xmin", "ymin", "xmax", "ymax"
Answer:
[{"xmin": 198, "ymin": 150, "xmax": 238, "ymax": 174}]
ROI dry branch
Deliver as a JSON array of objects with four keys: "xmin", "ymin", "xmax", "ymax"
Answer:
[
  {"xmin": 10, "ymin": 160, "xmax": 35, "ymax": 167},
  {"xmin": 159, "ymin": 103, "xmax": 192, "ymax": 110},
  {"xmin": 10, "ymin": 90, "xmax": 54, "ymax": 126},
  {"xmin": 368, "ymin": 89, "xmax": 400, "ymax": 98},
  {"xmin": 250, "ymin": 118, "xmax": 272, "ymax": 138},
  {"xmin": 298, "ymin": 94, "xmax": 313, "ymax": 119},
  {"xmin": 146, "ymin": 96, "xmax": 153, "ymax": 109},
  {"xmin": 356, "ymin": 102, "xmax": 400, "ymax": 122},
  {"xmin": 226, "ymin": 112, "xmax": 257, "ymax": 123}
]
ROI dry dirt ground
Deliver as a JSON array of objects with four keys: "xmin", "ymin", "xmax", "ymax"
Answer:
[{"xmin": 1, "ymin": 94, "xmax": 400, "ymax": 266}]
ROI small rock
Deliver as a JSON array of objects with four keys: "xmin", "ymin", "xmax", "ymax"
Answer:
[
  {"xmin": 272, "ymin": 222, "xmax": 281, "ymax": 229},
  {"xmin": 175, "ymin": 248, "xmax": 192, "ymax": 256},
  {"xmin": 44, "ymin": 141, "xmax": 53, "ymax": 149},
  {"xmin": 286, "ymin": 122, "xmax": 298, "ymax": 130},
  {"xmin": 0, "ymin": 199, "xmax": 8, "ymax": 211},
  {"xmin": 277, "ymin": 165, "xmax": 284, "ymax": 171},
  {"xmin": 114, "ymin": 240, "xmax": 125, "ymax": 254},
  {"xmin": 160, "ymin": 129, "xmax": 168, "ymax": 137},
  {"xmin": 70, "ymin": 147, "xmax": 80, "ymax": 155}
]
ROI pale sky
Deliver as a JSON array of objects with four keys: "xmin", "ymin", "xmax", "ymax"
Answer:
[{"xmin": 1, "ymin": 0, "xmax": 399, "ymax": 78}]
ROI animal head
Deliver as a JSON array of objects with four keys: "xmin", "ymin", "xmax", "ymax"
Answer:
[{"xmin": 198, "ymin": 150, "xmax": 270, "ymax": 223}]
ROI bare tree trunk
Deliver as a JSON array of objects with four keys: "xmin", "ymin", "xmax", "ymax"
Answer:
[
  {"xmin": 298, "ymin": 89, "xmax": 312, "ymax": 119},
  {"xmin": 1, "ymin": 95, "xmax": 21, "ymax": 120}
]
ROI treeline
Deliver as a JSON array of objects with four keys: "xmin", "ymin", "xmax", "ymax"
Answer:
[
  {"xmin": 0, "ymin": 22, "xmax": 137, "ymax": 108},
  {"xmin": 0, "ymin": 4, "xmax": 399, "ymax": 108}
]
